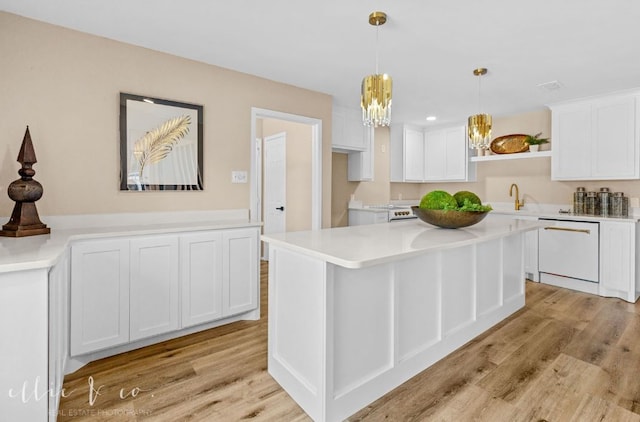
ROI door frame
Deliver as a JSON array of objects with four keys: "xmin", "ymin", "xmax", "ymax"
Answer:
[{"xmin": 250, "ymin": 107, "xmax": 322, "ymax": 231}]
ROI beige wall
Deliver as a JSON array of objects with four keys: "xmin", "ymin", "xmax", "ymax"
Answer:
[
  {"xmin": 262, "ymin": 119, "xmax": 312, "ymax": 232},
  {"xmin": 338, "ymin": 108, "xmax": 640, "ymax": 220},
  {"xmin": 0, "ymin": 12, "xmax": 332, "ymax": 226}
]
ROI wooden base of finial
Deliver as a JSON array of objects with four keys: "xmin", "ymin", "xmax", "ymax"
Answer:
[{"xmin": 0, "ymin": 202, "xmax": 50, "ymax": 237}]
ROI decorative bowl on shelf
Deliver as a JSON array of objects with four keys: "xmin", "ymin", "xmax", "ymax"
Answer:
[
  {"xmin": 411, "ymin": 206, "xmax": 489, "ymax": 229},
  {"xmin": 490, "ymin": 134, "xmax": 529, "ymax": 154}
]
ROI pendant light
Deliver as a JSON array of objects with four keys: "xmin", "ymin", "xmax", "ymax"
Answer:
[
  {"xmin": 468, "ymin": 68, "xmax": 492, "ymax": 150},
  {"xmin": 361, "ymin": 11, "xmax": 392, "ymax": 127}
]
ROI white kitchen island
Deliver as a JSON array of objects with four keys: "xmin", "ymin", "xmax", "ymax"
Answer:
[{"xmin": 262, "ymin": 215, "xmax": 541, "ymax": 422}]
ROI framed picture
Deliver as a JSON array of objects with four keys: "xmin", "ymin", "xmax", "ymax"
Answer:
[{"xmin": 119, "ymin": 93, "xmax": 203, "ymax": 190}]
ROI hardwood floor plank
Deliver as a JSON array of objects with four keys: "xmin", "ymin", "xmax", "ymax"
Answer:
[
  {"xmin": 598, "ymin": 312, "xmax": 640, "ymax": 414},
  {"xmin": 475, "ymin": 319, "xmax": 577, "ymax": 402},
  {"xmin": 509, "ymin": 353, "xmax": 610, "ymax": 420},
  {"xmin": 570, "ymin": 394, "xmax": 640, "ymax": 422},
  {"xmin": 563, "ymin": 299, "xmax": 633, "ymax": 366}
]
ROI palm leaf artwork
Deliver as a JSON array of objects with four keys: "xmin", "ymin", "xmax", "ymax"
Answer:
[{"xmin": 132, "ymin": 115, "xmax": 191, "ymax": 184}]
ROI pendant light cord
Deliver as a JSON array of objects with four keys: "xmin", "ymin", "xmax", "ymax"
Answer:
[{"xmin": 375, "ymin": 22, "xmax": 380, "ymax": 75}]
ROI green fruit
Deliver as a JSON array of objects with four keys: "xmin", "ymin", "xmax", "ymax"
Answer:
[
  {"xmin": 419, "ymin": 190, "xmax": 458, "ymax": 210},
  {"xmin": 453, "ymin": 191, "xmax": 482, "ymax": 207}
]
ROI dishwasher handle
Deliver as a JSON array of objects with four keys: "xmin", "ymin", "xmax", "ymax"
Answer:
[{"xmin": 543, "ymin": 226, "xmax": 590, "ymax": 234}]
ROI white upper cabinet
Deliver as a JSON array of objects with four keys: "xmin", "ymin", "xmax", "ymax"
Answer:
[
  {"xmin": 332, "ymin": 105, "xmax": 367, "ymax": 152},
  {"xmin": 390, "ymin": 124, "xmax": 475, "ymax": 182},
  {"xmin": 348, "ymin": 126, "xmax": 374, "ymax": 181},
  {"xmin": 551, "ymin": 91, "xmax": 640, "ymax": 180}
]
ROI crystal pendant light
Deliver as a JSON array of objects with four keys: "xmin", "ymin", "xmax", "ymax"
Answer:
[
  {"xmin": 361, "ymin": 11, "xmax": 392, "ymax": 127},
  {"xmin": 468, "ymin": 68, "xmax": 492, "ymax": 150}
]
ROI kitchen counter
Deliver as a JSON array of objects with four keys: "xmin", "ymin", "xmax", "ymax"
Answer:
[
  {"xmin": 264, "ymin": 214, "xmax": 540, "ymax": 269},
  {"xmin": 490, "ymin": 202, "xmax": 640, "ymax": 222},
  {"xmin": 0, "ymin": 211, "xmax": 260, "ymax": 274},
  {"xmin": 263, "ymin": 216, "xmax": 541, "ymax": 421}
]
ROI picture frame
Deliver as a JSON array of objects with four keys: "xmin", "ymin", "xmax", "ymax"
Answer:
[{"xmin": 119, "ymin": 93, "xmax": 203, "ymax": 191}]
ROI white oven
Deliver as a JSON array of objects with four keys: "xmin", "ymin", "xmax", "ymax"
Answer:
[
  {"xmin": 348, "ymin": 205, "xmax": 417, "ymax": 225},
  {"xmin": 538, "ymin": 218, "xmax": 599, "ymax": 283}
]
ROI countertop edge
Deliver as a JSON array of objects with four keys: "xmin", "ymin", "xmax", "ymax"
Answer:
[{"xmin": 262, "ymin": 218, "xmax": 542, "ymax": 269}]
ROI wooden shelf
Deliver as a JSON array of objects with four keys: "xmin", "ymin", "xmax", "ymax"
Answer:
[{"xmin": 470, "ymin": 150, "xmax": 551, "ymax": 162}]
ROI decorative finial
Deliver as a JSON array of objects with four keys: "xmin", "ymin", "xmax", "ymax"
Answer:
[{"xmin": 0, "ymin": 126, "xmax": 50, "ymax": 237}]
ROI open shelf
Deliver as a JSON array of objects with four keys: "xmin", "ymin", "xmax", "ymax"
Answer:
[{"xmin": 470, "ymin": 150, "xmax": 551, "ymax": 162}]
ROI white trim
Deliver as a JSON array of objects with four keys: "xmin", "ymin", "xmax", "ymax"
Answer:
[{"xmin": 250, "ymin": 107, "xmax": 322, "ymax": 230}]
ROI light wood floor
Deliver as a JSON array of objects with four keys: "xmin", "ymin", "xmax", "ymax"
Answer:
[{"xmin": 58, "ymin": 263, "xmax": 640, "ymax": 421}]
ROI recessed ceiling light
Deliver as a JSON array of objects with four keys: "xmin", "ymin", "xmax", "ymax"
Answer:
[{"xmin": 426, "ymin": 116, "xmax": 437, "ymax": 121}]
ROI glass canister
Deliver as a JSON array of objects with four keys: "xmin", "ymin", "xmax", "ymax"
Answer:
[
  {"xmin": 599, "ymin": 187, "xmax": 611, "ymax": 216},
  {"xmin": 585, "ymin": 191, "xmax": 598, "ymax": 215},
  {"xmin": 611, "ymin": 192, "xmax": 628, "ymax": 217},
  {"xmin": 573, "ymin": 187, "xmax": 586, "ymax": 215}
]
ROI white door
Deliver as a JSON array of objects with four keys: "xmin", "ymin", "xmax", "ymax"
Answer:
[{"xmin": 263, "ymin": 132, "xmax": 286, "ymax": 260}]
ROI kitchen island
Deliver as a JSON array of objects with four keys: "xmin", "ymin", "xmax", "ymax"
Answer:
[{"xmin": 262, "ymin": 216, "xmax": 541, "ymax": 422}]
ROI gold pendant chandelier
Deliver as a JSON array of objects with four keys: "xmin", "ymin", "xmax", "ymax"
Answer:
[
  {"xmin": 468, "ymin": 68, "xmax": 492, "ymax": 150},
  {"xmin": 361, "ymin": 11, "xmax": 392, "ymax": 127}
]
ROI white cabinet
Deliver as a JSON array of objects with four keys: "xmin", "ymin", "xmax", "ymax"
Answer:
[
  {"xmin": 70, "ymin": 238, "xmax": 130, "ymax": 356},
  {"xmin": 347, "ymin": 126, "xmax": 374, "ymax": 181},
  {"xmin": 551, "ymin": 92, "xmax": 640, "ymax": 180},
  {"xmin": 524, "ymin": 227, "xmax": 539, "ymax": 282},
  {"xmin": 180, "ymin": 231, "xmax": 224, "ymax": 328},
  {"xmin": 424, "ymin": 126, "xmax": 472, "ymax": 181},
  {"xmin": 70, "ymin": 227, "xmax": 260, "ymax": 356},
  {"xmin": 599, "ymin": 221, "xmax": 639, "ymax": 302},
  {"xmin": 223, "ymin": 228, "xmax": 259, "ymax": 315},
  {"xmin": 130, "ymin": 235, "xmax": 180, "ymax": 341},
  {"xmin": 49, "ymin": 250, "xmax": 69, "ymax": 420},
  {"xmin": 390, "ymin": 124, "xmax": 475, "ymax": 182},
  {"xmin": 332, "ymin": 105, "xmax": 367, "ymax": 152}
]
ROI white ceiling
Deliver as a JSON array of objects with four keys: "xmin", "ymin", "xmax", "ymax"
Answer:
[{"xmin": 3, "ymin": 0, "xmax": 640, "ymax": 127}]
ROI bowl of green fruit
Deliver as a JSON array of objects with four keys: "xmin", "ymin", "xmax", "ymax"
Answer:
[{"xmin": 412, "ymin": 190, "xmax": 492, "ymax": 229}]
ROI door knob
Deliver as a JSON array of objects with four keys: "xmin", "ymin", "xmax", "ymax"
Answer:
[{"xmin": 276, "ymin": 206, "xmax": 285, "ymax": 211}]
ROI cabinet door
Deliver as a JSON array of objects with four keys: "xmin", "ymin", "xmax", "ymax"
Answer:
[
  {"xmin": 600, "ymin": 221, "xmax": 634, "ymax": 298},
  {"xmin": 130, "ymin": 235, "xmax": 180, "ymax": 341},
  {"xmin": 424, "ymin": 125, "xmax": 470, "ymax": 182},
  {"xmin": 404, "ymin": 127, "xmax": 425, "ymax": 181},
  {"xmin": 592, "ymin": 96, "xmax": 638, "ymax": 179},
  {"xmin": 444, "ymin": 126, "xmax": 467, "ymax": 180},
  {"xmin": 180, "ymin": 231, "xmax": 224, "ymax": 328},
  {"xmin": 70, "ymin": 239, "xmax": 129, "ymax": 355},
  {"xmin": 347, "ymin": 126, "xmax": 374, "ymax": 181},
  {"xmin": 223, "ymin": 228, "xmax": 259, "ymax": 316},
  {"xmin": 424, "ymin": 129, "xmax": 446, "ymax": 180},
  {"xmin": 524, "ymin": 229, "xmax": 539, "ymax": 281},
  {"xmin": 551, "ymin": 103, "xmax": 592, "ymax": 180},
  {"xmin": 332, "ymin": 106, "xmax": 366, "ymax": 151}
]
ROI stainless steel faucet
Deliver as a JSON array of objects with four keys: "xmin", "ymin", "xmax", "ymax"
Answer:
[{"xmin": 510, "ymin": 183, "xmax": 524, "ymax": 211}]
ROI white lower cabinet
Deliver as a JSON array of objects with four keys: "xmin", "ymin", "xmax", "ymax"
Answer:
[
  {"xmin": 130, "ymin": 235, "xmax": 180, "ymax": 341},
  {"xmin": 600, "ymin": 221, "xmax": 638, "ymax": 302},
  {"xmin": 70, "ymin": 238, "xmax": 130, "ymax": 356},
  {"xmin": 180, "ymin": 231, "xmax": 224, "ymax": 328},
  {"xmin": 70, "ymin": 227, "xmax": 259, "ymax": 356},
  {"xmin": 223, "ymin": 228, "xmax": 259, "ymax": 315}
]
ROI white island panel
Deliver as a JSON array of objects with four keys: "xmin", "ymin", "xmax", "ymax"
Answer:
[
  {"xmin": 396, "ymin": 252, "xmax": 441, "ymax": 362},
  {"xmin": 264, "ymin": 216, "xmax": 539, "ymax": 422}
]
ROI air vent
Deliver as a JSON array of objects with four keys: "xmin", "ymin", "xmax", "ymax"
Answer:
[{"xmin": 537, "ymin": 80, "xmax": 562, "ymax": 91}]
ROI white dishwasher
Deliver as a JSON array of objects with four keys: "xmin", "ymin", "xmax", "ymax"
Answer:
[{"xmin": 538, "ymin": 218, "xmax": 599, "ymax": 283}]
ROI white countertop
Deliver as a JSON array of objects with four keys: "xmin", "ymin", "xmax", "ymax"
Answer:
[
  {"xmin": 0, "ymin": 217, "xmax": 261, "ymax": 274},
  {"xmin": 262, "ymin": 214, "xmax": 542, "ymax": 269},
  {"xmin": 490, "ymin": 203, "xmax": 640, "ymax": 222}
]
